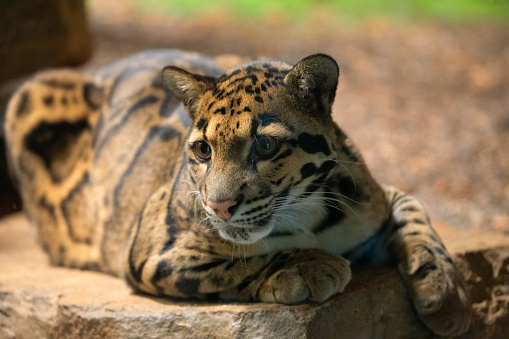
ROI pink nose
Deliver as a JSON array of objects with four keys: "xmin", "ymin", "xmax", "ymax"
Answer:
[{"xmin": 207, "ymin": 200, "xmax": 238, "ymax": 221}]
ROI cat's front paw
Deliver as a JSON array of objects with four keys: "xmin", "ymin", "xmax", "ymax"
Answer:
[
  {"xmin": 400, "ymin": 245, "xmax": 471, "ymax": 336},
  {"xmin": 258, "ymin": 250, "xmax": 351, "ymax": 304}
]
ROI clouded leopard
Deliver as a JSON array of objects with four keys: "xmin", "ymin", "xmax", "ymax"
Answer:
[{"xmin": 5, "ymin": 50, "xmax": 471, "ymax": 336}]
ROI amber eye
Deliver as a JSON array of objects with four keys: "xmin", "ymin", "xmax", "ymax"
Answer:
[
  {"xmin": 253, "ymin": 136, "xmax": 280, "ymax": 159},
  {"xmin": 193, "ymin": 141, "xmax": 212, "ymax": 161}
]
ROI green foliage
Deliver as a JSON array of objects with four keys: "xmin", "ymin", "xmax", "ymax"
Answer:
[{"xmin": 126, "ymin": 0, "xmax": 509, "ymax": 23}]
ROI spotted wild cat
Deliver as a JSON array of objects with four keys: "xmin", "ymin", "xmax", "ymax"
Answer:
[{"xmin": 5, "ymin": 50, "xmax": 471, "ymax": 335}]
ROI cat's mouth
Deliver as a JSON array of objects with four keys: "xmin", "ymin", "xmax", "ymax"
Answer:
[
  {"xmin": 217, "ymin": 222, "xmax": 274, "ymax": 244},
  {"xmin": 203, "ymin": 201, "xmax": 275, "ymax": 244},
  {"xmin": 206, "ymin": 211, "xmax": 274, "ymax": 244}
]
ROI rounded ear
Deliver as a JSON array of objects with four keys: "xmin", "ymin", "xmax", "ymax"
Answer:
[
  {"xmin": 162, "ymin": 66, "xmax": 216, "ymax": 118},
  {"xmin": 284, "ymin": 54, "xmax": 339, "ymax": 117}
]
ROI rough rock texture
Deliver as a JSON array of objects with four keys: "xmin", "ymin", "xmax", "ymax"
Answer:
[
  {"xmin": 0, "ymin": 0, "xmax": 91, "ymax": 84},
  {"xmin": 1, "ymin": 214, "xmax": 508, "ymax": 338}
]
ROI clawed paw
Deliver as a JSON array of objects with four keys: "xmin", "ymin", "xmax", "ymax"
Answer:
[
  {"xmin": 400, "ymin": 245, "xmax": 471, "ymax": 336},
  {"xmin": 258, "ymin": 250, "xmax": 351, "ymax": 304}
]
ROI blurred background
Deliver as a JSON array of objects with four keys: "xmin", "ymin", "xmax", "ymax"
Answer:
[{"xmin": 0, "ymin": 0, "xmax": 508, "ymax": 234}]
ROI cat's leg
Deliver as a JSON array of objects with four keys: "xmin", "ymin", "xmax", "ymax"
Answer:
[{"xmin": 383, "ymin": 185, "xmax": 471, "ymax": 336}]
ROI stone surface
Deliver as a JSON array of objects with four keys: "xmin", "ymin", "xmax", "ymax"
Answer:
[{"xmin": 1, "ymin": 214, "xmax": 508, "ymax": 338}]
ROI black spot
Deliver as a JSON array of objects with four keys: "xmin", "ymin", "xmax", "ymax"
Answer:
[
  {"xmin": 435, "ymin": 247, "xmax": 446, "ymax": 256},
  {"xmin": 202, "ymin": 121, "xmax": 209, "ymax": 140},
  {"xmin": 236, "ymin": 274, "xmax": 256, "ymax": 292},
  {"xmin": 314, "ymin": 202, "xmax": 345, "ymax": 233},
  {"xmin": 393, "ymin": 220, "xmax": 408, "ymax": 231},
  {"xmin": 151, "ymin": 260, "xmax": 174, "ymax": 284},
  {"xmin": 160, "ymin": 192, "xmax": 166, "ymax": 200},
  {"xmin": 61, "ymin": 172, "xmax": 92, "ymax": 243},
  {"xmin": 61, "ymin": 96, "xmax": 68, "ymax": 105},
  {"xmin": 38, "ymin": 196, "xmax": 56, "ymax": 222},
  {"xmin": 414, "ymin": 262, "xmax": 437, "ymax": 279},
  {"xmin": 207, "ymin": 102, "xmax": 214, "ymax": 111},
  {"xmin": 302, "ymin": 174, "xmax": 328, "ymax": 197},
  {"xmin": 255, "ymin": 87, "xmax": 261, "ymax": 94},
  {"xmin": 43, "ymin": 95, "xmax": 54, "ymax": 106},
  {"xmin": 298, "ymin": 133, "xmax": 330, "ymax": 155},
  {"xmin": 24, "ymin": 119, "xmax": 90, "ymax": 182},
  {"xmin": 230, "ymin": 69, "xmax": 241, "ymax": 77},
  {"xmin": 255, "ymin": 96, "xmax": 263, "ymax": 103},
  {"xmin": 267, "ymin": 231, "xmax": 294, "ymax": 238},
  {"xmin": 341, "ymin": 143, "xmax": 359, "ymax": 162},
  {"xmin": 160, "ymin": 234, "xmax": 176, "ymax": 254},
  {"xmin": 259, "ymin": 112, "xmax": 278, "ymax": 127},
  {"xmin": 186, "ymin": 259, "xmax": 229, "ymax": 272},
  {"xmin": 264, "ymin": 253, "xmax": 290, "ymax": 278},
  {"xmin": 177, "ymin": 200, "xmax": 185, "ymax": 209},
  {"xmin": 318, "ymin": 160, "xmax": 336, "ymax": 174},
  {"xmin": 16, "ymin": 90, "xmax": 32, "ymax": 117},
  {"xmin": 151, "ymin": 125, "xmax": 180, "ymax": 142},
  {"xmin": 214, "ymin": 107, "xmax": 226, "ymax": 115},
  {"xmin": 250, "ymin": 119, "xmax": 259, "ymax": 137},
  {"xmin": 175, "ymin": 276, "xmax": 201, "ymax": 296},
  {"xmin": 339, "ymin": 177, "xmax": 357, "ymax": 200},
  {"xmin": 237, "ymin": 97, "xmax": 242, "ymax": 105},
  {"xmin": 129, "ymin": 259, "xmax": 147, "ymax": 284},
  {"xmin": 213, "ymin": 88, "xmax": 225, "ymax": 98},
  {"xmin": 300, "ymin": 163, "xmax": 317, "ymax": 179},
  {"xmin": 401, "ymin": 206, "xmax": 419, "ymax": 212},
  {"xmin": 196, "ymin": 118, "xmax": 207, "ymax": 130},
  {"xmin": 245, "ymin": 85, "xmax": 254, "ymax": 94},
  {"xmin": 261, "ymin": 84, "xmax": 267, "ymax": 91},
  {"xmin": 83, "ymin": 83, "xmax": 104, "ymax": 110},
  {"xmin": 271, "ymin": 149, "xmax": 292, "ymax": 162},
  {"xmin": 236, "ymin": 122, "xmax": 240, "ymax": 129},
  {"xmin": 277, "ymin": 185, "xmax": 291, "ymax": 198},
  {"xmin": 270, "ymin": 175, "xmax": 286, "ymax": 186}
]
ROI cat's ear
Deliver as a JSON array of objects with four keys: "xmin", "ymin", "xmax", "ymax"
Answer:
[
  {"xmin": 284, "ymin": 54, "xmax": 339, "ymax": 117},
  {"xmin": 162, "ymin": 66, "xmax": 216, "ymax": 118}
]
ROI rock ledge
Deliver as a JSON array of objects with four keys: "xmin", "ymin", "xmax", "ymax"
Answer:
[{"xmin": 1, "ymin": 214, "xmax": 508, "ymax": 338}]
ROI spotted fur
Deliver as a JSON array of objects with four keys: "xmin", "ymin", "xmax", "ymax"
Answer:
[{"xmin": 5, "ymin": 50, "xmax": 470, "ymax": 336}]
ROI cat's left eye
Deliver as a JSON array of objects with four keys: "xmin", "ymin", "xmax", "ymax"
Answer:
[{"xmin": 253, "ymin": 136, "xmax": 280, "ymax": 159}]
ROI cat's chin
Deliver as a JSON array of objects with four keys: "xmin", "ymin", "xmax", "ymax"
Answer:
[{"xmin": 218, "ymin": 223, "xmax": 274, "ymax": 245}]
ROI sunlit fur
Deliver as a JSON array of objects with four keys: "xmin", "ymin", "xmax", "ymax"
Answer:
[{"xmin": 5, "ymin": 50, "xmax": 471, "ymax": 336}]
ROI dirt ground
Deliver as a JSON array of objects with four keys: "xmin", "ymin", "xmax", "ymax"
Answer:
[{"xmin": 5, "ymin": 1, "xmax": 509, "ymax": 234}]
